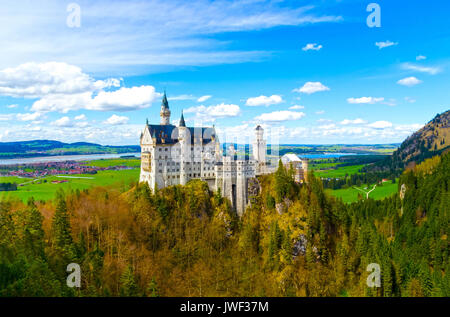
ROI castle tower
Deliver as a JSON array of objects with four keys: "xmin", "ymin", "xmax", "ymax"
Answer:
[
  {"xmin": 160, "ymin": 91, "xmax": 171, "ymax": 125},
  {"xmin": 179, "ymin": 111, "xmax": 188, "ymax": 185},
  {"xmin": 302, "ymin": 159, "xmax": 309, "ymax": 183},
  {"xmin": 253, "ymin": 125, "xmax": 266, "ymax": 163}
]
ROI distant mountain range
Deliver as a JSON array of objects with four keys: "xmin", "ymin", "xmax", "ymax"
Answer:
[
  {"xmin": 369, "ymin": 110, "xmax": 450, "ymax": 171},
  {"xmin": 3, "ymin": 111, "xmax": 449, "ymax": 162},
  {"xmin": 0, "ymin": 140, "xmax": 140, "ymax": 159}
]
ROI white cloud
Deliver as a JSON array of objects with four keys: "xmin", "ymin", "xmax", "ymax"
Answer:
[
  {"xmin": 75, "ymin": 121, "xmax": 90, "ymax": 128},
  {"xmin": 340, "ymin": 118, "xmax": 367, "ymax": 125},
  {"xmin": 16, "ymin": 112, "xmax": 43, "ymax": 121},
  {"xmin": 0, "ymin": 62, "xmax": 118, "ymax": 98},
  {"xmin": 394, "ymin": 123, "xmax": 424, "ymax": 132},
  {"xmin": 246, "ymin": 95, "xmax": 283, "ymax": 107},
  {"xmin": 103, "ymin": 114, "xmax": 130, "ymax": 125},
  {"xmin": 31, "ymin": 85, "xmax": 158, "ymax": 113},
  {"xmin": 347, "ymin": 97, "xmax": 384, "ymax": 104},
  {"xmin": 7, "ymin": 104, "xmax": 18, "ymax": 109},
  {"xmin": 404, "ymin": 97, "xmax": 416, "ymax": 103},
  {"xmin": 375, "ymin": 41, "xmax": 398, "ymax": 49},
  {"xmin": 0, "ymin": 62, "xmax": 159, "ymax": 113},
  {"xmin": 75, "ymin": 114, "xmax": 87, "ymax": 120},
  {"xmin": 401, "ymin": 63, "xmax": 441, "ymax": 75},
  {"xmin": 383, "ymin": 98, "xmax": 397, "ymax": 107},
  {"xmin": 51, "ymin": 116, "xmax": 72, "ymax": 127},
  {"xmin": 315, "ymin": 110, "xmax": 325, "ymax": 115},
  {"xmin": 319, "ymin": 123, "xmax": 336, "ymax": 129},
  {"xmin": 168, "ymin": 94, "xmax": 196, "ymax": 101},
  {"xmin": 255, "ymin": 110, "xmax": 305, "ymax": 122},
  {"xmin": 0, "ymin": 1, "xmax": 341, "ymax": 73},
  {"xmin": 184, "ymin": 103, "xmax": 241, "ymax": 122},
  {"xmin": 88, "ymin": 86, "xmax": 158, "ymax": 112},
  {"xmin": 293, "ymin": 82, "xmax": 330, "ymax": 94},
  {"xmin": 289, "ymin": 105, "xmax": 304, "ymax": 110},
  {"xmin": 302, "ymin": 43, "xmax": 322, "ymax": 51},
  {"xmin": 416, "ymin": 55, "xmax": 427, "ymax": 61},
  {"xmin": 197, "ymin": 95, "xmax": 212, "ymax": 102},
  {"xmin": 0, "ymin": 121, "xmax": 145, "ymax": 145},
  {"xmin": 0, "ymin": 114, "xmax": 14, "ymax": 121},
  {"xmin": 397, "ymin": 76, "xmax": 422, "ymax": 87},
  {"xmin": 367, "ymin": 121, "xmax": 392, "ymax": 129}
]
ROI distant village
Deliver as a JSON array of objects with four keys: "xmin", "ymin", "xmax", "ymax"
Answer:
[{"xmin": 0, "ymin": 161, "xmax": 133, "ymax": 179}]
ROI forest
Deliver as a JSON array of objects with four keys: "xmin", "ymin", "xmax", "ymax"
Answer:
[{"xmin": 0, "ymin": 152, "xmax": 448, "ymax": 297}]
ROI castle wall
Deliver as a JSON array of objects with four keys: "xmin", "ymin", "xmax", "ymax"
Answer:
[{"xmin": 140, "ymin": 109, "xmax": 262, "ymax": 216}]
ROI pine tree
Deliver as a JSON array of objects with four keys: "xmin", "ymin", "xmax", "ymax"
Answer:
[
  {"xmin": 21, "ymin": 198, "xmax": 45, "ymax": 259},
  {"xmin": 120, "ymin": 265, "xmax": 139, "ymax": 297},
  {"xmin": 51, "ymin": 190, "xmax": 76, "ymax": 261},
  {"xmin": 147, "ymin": 277, "xmax": 160, "ymax": 297}
]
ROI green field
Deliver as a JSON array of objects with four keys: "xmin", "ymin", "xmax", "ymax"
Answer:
[
  {"xmin": 313, "ymin": 164, "xmax": 365, "ymax": 178},
  {"xmin": 82, "ymin": 158, "xmax": 141, "ymax": 168},
  {"xmin": 326, "ymin": 180, "xmax": 399, "ymax": 203},
  {"xmin": 0, "ymin": 168, "xmax": 139, "ymax": 202}
]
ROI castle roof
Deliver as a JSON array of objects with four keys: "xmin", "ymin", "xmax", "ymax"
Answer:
[
  {"xmin": 179, "ymin": 111, "xmax": 186, "ymax": 127},
  {"xmin": 147, "ymin": 124, "xmax": 216, "ymax": 145},
  {"xmin": 281, "ymin": 153, "xmax": 302, "ymax": 163},
  {"xmin": 161, "ymin": 91, "xmax": 169, "ymax": 110}
]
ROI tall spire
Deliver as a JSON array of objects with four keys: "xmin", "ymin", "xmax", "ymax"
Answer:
[
  {"xmin": 161, "ymin": 90, "xmax": 169, "ymax": 110},
  {"xmin": 160, "ymin": 90, "xmax": 171, "ymax": 125},
  {"xmin": 179, "ymin": 110, "xmax": 186, "ymax": 127}
]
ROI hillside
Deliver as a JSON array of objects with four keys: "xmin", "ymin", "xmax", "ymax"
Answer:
[
  {"xmin": 0, "ymin": 153, "xmax": 448, "ymax": 297},
  {"xmin": 0, "ymin": 140, "xmax": 140, "ymax": 159},
  {"xmin": 369, "ymin": 110, "xmax": 450, "ymax": 171}
]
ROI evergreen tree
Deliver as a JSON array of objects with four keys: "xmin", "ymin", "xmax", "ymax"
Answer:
[
  {"xmin": 51, "ymin": 190, "xmax": 76, "ymax": 262},
  {"xmin": 120, "ymin": 265, "xmax": 139, "ymax": 297}
]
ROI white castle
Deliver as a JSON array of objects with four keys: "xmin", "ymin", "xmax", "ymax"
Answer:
[{"xmin": 139, "ymin": 93, "xmax": 269, "ymax": 215}]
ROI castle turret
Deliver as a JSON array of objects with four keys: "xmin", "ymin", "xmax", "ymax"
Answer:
[
  {"xmin": 160, "ymin": 91, "xmax": 171, "ymax": 125},
  {"xmin": 179, "ymin": 111, "xmax": 188, "ymax": 185},
  {"xmin": 253, "ymin": 125, "xmax": 266, "ymax": 166}
]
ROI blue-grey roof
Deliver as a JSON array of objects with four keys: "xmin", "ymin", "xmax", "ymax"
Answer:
[
  {"xmin": 147, "ymin": 124, "xmax": 216, "ymax": 145},
  {"xmin": 161, "ymin": 92, "xmax": 169, "ymax": 110}
]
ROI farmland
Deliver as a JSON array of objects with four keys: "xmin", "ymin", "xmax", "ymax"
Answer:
[
  {"xmin": 325, "ymin": 180, "xmax": 399, "ymax": 203},
  {"xmin": 309, "ymin": 157, "xmax": 399, "ymax": 203},
  {"xmin": 312, "ymin": 164, "xmax": 365, "ymax": 178},
  {"xmin": 0, "ymin": 166, "xmax": 139, "ymax": 202}
]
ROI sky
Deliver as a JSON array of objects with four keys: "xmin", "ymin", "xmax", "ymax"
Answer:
[{"xmin": 0, "ymin": 0, "xmax": 449, "ymax": 145}]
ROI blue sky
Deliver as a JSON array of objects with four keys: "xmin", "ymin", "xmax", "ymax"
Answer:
[{"xmin": 0, "ymin": 0, "xmax": 449, "ymax": 145}]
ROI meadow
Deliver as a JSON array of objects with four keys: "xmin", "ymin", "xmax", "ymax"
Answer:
[
  {"xmin": 312, "ymin": 164, "xmax": 365, "ymax": 178},
  {"xmin": 0, "ymin": 168, "xmax": 139, "ymax": 202},
  {"xmin": 325, "ymin": 180, "xmax": 398, "ymax": 203},
  {"xmin": 82, "ymin": 158, "xmax": 141, "ymax": 168},
  {"xmin": 1, "ymin": 156, "xmax": 397, "ymax": 204}
]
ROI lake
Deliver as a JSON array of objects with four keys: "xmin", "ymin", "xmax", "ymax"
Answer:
[
  {"xmin": 0, "ymin": 153, "xmax": 141, "ymax": 166},
  {"xmin": 0, "ymin": 151, "xmax": 365, "ymax": 166},
  {"xmin": 298, "ymin": 153, "xmax": 360, "ymax": 159}
]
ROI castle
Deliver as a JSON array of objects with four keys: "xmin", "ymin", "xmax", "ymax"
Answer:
[{"xmin": 139, "ymin": 93, "xmax": 269, "ymax": 216}]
